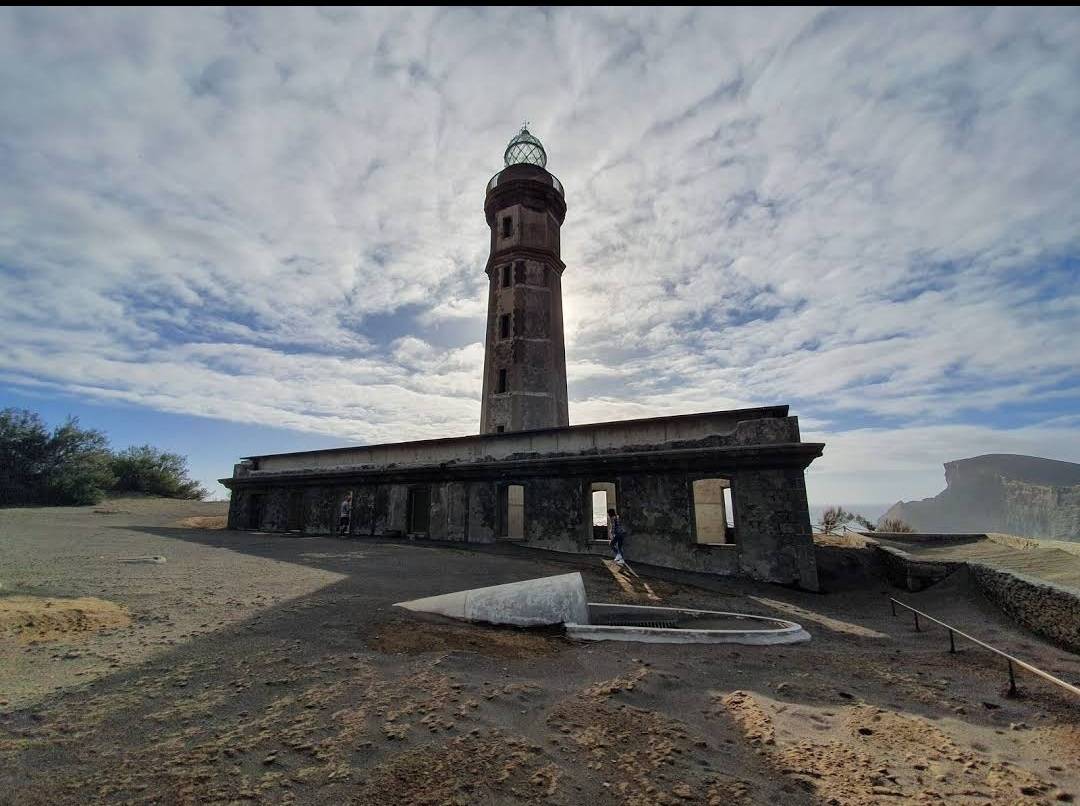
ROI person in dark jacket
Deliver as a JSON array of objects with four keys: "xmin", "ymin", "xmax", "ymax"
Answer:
[
  {"xmin": 338, "ymin": 493, "xmax": 353, "ymax": 535},
  {"xmin": 607, "ymin": 508, "xmax": 627, "ymax": 565}
]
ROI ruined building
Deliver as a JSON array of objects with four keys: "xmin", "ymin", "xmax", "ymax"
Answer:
[{"xmin": 223, "ymin": 127, "xmax": 825, "ymax": 590}]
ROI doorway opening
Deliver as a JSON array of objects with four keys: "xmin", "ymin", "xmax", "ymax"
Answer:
[
  {"xmin": 498, "ymin": 484, "xmax": 525, "ymax": 539},
  {"xmin": 286, "ymin": 491, "xmax": 303, "ymax": 532},
  {"xmin": 247, "ymin": 494, "xmax": 263, "ymax": 530},
  {"xmin": 590, "ymin": 482, "xmax": 617, "ymax": 541},
  {"xmin": 407, "ymin": 486, "xmax": 430, "ymax": 536}
]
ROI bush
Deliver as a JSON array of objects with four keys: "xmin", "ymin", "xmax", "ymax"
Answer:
[
  {"xmin": 820, "ymin": 506, "xmax": 879, "ymax": 534},
  {"xmin": 0, "ymin": 409, "xmax": 114, "ymax": 505},
  {"xmin": 109, "ymin": 445, "xmax": 207, "ymax": 500},
  {"xmin": 879, "ymin": 517, "xmax": 915, "ymax": 533},
  {"xmin": 0, "ymin": 408, "xmax": 207, "ymax": 506},
  {"xmin": 820, "ymin": 506, "xmax": 853, "ymax": 533}
]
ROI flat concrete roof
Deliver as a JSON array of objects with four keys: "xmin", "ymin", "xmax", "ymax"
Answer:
[{"xmin": 241, "ymin": 406, "xmax": 790, "ymax": 461}]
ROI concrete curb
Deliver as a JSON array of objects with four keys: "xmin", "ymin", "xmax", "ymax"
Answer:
[{"xmin": 566, "ymin": 603, "xmax": 810, "ymax": 645}]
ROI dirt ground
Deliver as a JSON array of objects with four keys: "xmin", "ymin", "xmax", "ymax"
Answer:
[{"xmin": 1, "ymin": 498, "xmax": 1078, "ymax": 805}]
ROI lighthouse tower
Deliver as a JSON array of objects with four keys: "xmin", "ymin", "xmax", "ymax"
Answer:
[{"xmin": 479, "ymin": 126, "xmax": 569, "ymax": 434}]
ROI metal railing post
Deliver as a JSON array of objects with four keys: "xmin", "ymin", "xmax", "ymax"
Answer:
[
  {"xmin": 890, "ymin": 599, "xmax": 896, "ymax": 617},
  {"xmin": 914, "ymin": 611, "xmax": 920, "ymax": 632},
  {"xmin": 949, "ymin": 629, "xmax": 956, "ymax": 654},
  {"xmin": 1007, "ymin": 660, "xmax": 1017, "ymax": 697}
]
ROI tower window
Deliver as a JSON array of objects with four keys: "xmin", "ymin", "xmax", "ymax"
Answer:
[
  {"xmin": 502, "ymin": 264, "xmax": 512, "ymax": 288},
  {"xmin": 514, "ymin": 261, "xmax": 525, "ymax": 284},
  {"xmin": 500, "ymin": 313, "xmax": 510, "ymax": 339},
  {"xmin": 497, "ymin": 368, "xmax": 507, "ymax": 393},
  {"xmin": 543, "ymin": 266, "xmax": 549, "ymax": 285},
  {"xmin": 496, "ymin": 425, "xmax": 505, "ymax": 433},
  {"xmin": 501, "ymin": 216, "xmax": 512, "ymax": 238}
]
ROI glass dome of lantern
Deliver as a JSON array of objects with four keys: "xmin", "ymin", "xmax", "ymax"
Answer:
[{"xmin": 504, "ymin": 125, "xmax": 547, "ymax": 169}]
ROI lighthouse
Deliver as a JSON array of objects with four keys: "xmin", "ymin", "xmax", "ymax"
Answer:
[{"xmin": 479, "ymin": 126, "xmax": 569, "ymax": 434}]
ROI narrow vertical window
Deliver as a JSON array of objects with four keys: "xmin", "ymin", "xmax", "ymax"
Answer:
[
  {"xmin": 501, "ymin": 216, "xmax": 512, "ymax": 238},
  {"xmin": 497, "ymin": 369, "xmax": 507, "ymax": 393},
  {"xmin": 500, "ymin": 313, "xmax": 510, "ymax": 339},
  {"xmin": 502, "ymin": 264, "xmax": 512, "ymax": 287},
  {"xmin": 514, "ymin": 260, "xmax": 525, "ymax": 284}
]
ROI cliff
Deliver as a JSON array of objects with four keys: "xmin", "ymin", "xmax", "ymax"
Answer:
[{"xmin": 881, "ymin": 454, "xmax": 1080, "ymax": 541}]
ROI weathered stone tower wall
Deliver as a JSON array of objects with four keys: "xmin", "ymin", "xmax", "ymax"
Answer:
[{"xmin": 480, "ymin": 161, "xmax": 569, "ymax": 434}]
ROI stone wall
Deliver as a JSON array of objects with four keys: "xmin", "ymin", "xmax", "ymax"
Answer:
[
  {"xmin": 969, "ymin": 564, "xmax": 1080, "ymax": 654},
  {"xmin": 873, "ymin": 544, "xmax": 961, "ymax": 592},
  {"xmin": 227, "ymin": 464, "xmax": 816, "ymax": 589}
]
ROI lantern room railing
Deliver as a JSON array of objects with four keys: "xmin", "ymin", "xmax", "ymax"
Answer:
[{"xmin": 488, "ymin": 170, "xmax": 563, "ymax": 196}]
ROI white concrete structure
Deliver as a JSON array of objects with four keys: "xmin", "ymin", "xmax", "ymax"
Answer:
[{"xmin": 395, "ymin": 572, "xmax": 589, "ymax": 627}]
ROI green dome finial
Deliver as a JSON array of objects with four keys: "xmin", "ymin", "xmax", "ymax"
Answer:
[{"xmin": 504, "ymin": 123, "xmax": 547, "ymax": 169}]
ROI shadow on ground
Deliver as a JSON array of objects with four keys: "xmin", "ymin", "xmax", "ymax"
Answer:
[{"xmin": 1, "ymin": 519, "xmax": 1078, "ymax": 805}]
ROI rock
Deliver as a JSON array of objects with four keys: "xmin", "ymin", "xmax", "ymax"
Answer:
[{"xmin": 880, "ymin": 454, "xmax": 1080, "ymax": 538}]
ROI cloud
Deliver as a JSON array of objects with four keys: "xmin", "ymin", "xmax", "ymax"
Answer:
[{"xmin": 1, "ymin": 7, "xmax": 1078, "ymax": 504}]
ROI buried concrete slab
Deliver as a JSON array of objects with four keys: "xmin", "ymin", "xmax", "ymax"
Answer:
[
  {"xmin": 566, "ymin": 603, "xmax": 811, "ymax": 645},
  {"xmin": 394, "ymin": 572, "xmax": 589, "ymax": 627}
]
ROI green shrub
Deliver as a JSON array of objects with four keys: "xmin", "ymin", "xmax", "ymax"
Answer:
[
  {"xmin": 0, "ymin": 408, "xmax": 206, "ymax": 506},
  {"xmin": 0, "ymin": 409, "xmax": 114, "ymax": 505},
  {"xmin": 109, "ymin": 445, "xmax": 207, "ymax": 500}
]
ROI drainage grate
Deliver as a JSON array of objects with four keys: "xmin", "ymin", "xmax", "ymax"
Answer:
[
  {"xmin": 591, "ymin": 614, "xmax": 680, "ymax": 629},
  {"xmin": 589, "ymin": 611, "xmax": 766, "ymax": 631}
]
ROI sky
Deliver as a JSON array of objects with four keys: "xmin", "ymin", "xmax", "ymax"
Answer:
[{"xmin": 1, "ymin": 7, "xmax": 1078, "ymax": 512}]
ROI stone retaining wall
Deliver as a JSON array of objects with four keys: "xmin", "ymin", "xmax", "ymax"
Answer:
[{"xmin": 969, "ymin": 564, "xmax": 1080, "ymax": 654}]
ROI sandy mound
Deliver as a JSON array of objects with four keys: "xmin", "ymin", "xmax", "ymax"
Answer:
[
  {"xmin": 368, "ymin": 618, "xmax": 564, "ymax": 659},
  {"xmin": 178, "ymin": 515, "xmax": 227, "ymax": 529},
  {"xmin": 718, "ymin": 689, "xmax": 1068, "ymax": 804},
  {"xmin": 0, "ymin": 596, "xmax": 131, "ymax": 642}
]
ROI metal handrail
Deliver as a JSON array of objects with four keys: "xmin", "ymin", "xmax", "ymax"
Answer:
[{"xmin": 889, "ymin": 598, "xmax": 1080, "ymax": 699}]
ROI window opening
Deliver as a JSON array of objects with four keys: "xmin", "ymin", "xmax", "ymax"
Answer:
[
  {"xmin": 497, "ymin": 368, "xmax": 507, "ymax": 393},
  {"xmin": 501, "ymin": 216, "xmax": 512, "ymax": 238},
  {"xmin": 502, "ymin": 264, "xmax": 512, "ymax": 287},
  {"xmin": 590, "ymin": 482, "xmax": 617, "ymax": 541},
  {"xmin": 692, "ymin": 478, "xmax": 733, "ymax": 544},
  {"xmin": 500, "ymin": 313, "xmax": 510, "ymax": 339}
]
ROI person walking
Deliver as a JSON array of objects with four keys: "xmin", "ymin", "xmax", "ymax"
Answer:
[
  {"xmin": 338, "ymin": 493, "xmax": 353, "ymax": 536},
  {"xmin": 607, "ymin": 507, "xmax": 627, "ymax": 566}
]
